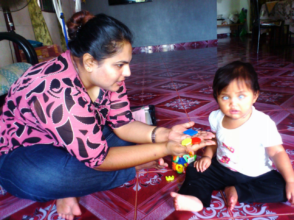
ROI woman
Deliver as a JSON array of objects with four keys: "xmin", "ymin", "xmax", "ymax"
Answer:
[{"xmin": 0, "ymin": 11, "xmax": 215, "ymax": 220}]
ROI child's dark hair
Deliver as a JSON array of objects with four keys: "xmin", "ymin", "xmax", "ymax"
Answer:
[
  {"xmin": 212, "ymin": 61, "xmax": 260, "ymax": 101},
  {"xmin": 67, "ymin": 11, "xmax": 133, "ymax": 62}
]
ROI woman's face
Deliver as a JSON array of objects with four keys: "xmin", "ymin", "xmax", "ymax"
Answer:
[{"xmin": 90, "ymin": 41, "xmax": 133, "ymax": 92}]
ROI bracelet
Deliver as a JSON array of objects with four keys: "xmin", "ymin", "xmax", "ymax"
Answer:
[{"xmin": 151, "ymin": 127, "xmax": 159, "ymax": 143}]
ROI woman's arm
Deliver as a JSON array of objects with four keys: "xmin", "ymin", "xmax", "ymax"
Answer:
[
  {"xmin": 114, "ymin": 120, "xmax": 211, "ymax": 144},
  {"xmin": 95, "ymin": 139, "xmax": 216, "ymax": 171},
  {"xmin": 113, "ymin": 121, "xmax": 169, "ymax": 143},
  {"xmin": 95, "ymin": 142, "xmax": 167, "ymax": 171}
]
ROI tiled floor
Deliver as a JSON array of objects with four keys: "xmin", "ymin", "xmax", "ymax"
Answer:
[{"xmin": 1, "ymin": 37, "xmax": 294, "ymax": 219}]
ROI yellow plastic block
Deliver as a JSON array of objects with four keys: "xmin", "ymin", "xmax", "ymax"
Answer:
[
  {"xmin": 181, "ymin": 138, "xmax": 192, "ymax": 146},
  {"xmin": 165, "ymin": 175, "xmax": 175, "ymax": 181}
]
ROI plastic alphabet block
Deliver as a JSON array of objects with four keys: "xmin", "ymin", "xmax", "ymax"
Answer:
[
  {"xmin": 183, "ymin": 129, "xmax": 198, "ymax": 136},
  {"xmin": 172, "ymin": 154, "xmax": 197, "ymax": 174},
  {"xmin": 181, "ymin": 138, "xmax": 192, "ymax": 146},
  {"xmin": 192, "ymin": 137, "xmax": 201, "ymax": 145},
  {"xmin": 165, "ymin": 175, "xmax": 175, "ymax": 181}
]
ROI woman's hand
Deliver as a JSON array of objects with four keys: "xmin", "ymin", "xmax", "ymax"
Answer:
[
  {"xmin": 168, "ymin": 121, "xmax": 215, "ymax": 143},
  {"xmin": 194, "ymin": 156, "xmax": 212, "ymax": 172},
  {"xmin": 168, "ymin": 121, "xmax": 195, "ymax": 142},
  {"xmin": 166, "ymin": 139, "xmax": 215, "ymax": 156}
]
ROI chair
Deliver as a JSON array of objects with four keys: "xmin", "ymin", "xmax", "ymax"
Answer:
[
  {"xmin": 0, "ymin": 31, "xmax": 38, "ymax": 107},
  {"xmin": 251, "ymin": 0, "xmax": 284, "ymax": 53}
]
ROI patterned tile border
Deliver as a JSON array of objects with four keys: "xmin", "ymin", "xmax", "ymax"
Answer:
[{"xmin": 132, "ymin": 39, "xmax": 218, "ymax": 54}]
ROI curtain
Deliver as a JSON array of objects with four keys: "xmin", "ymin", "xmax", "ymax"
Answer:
[{"xmin": 27, "ymin": 0, "xmax": 53, "ymax": 46}]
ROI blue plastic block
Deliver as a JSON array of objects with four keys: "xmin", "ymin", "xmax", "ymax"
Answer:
[{"xmin": 183, "ymin": 129, "xmax": 198, "ymax": 136}]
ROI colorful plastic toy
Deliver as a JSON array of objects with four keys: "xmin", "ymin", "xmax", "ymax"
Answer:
[
  {"xmin": 182, "ymin": 137, "xmax": 202, "ymax": 156},
  {"xmin": 165, "ymin": 175, "xmax": 175, "ymax": 181},
  {"xmin": 171, "ymin": 129, "xmax": 200, "ymax": 174},
  {"xmin": 172, "ymin": 154, "xmax": 197, "ymax": 174},
  {"xmin": 182, "ymin": 138, "xmax": 194, "ymax": 156},
  {"xmin": 192, "ymin": 137, "xmax": 201, "ymax": 145},
  {"xmin": 183, "ymin": 129, "xmax": 198, "ymax": 136},
  {"xmin": 181, "ymin": 138, "xmax": 192, "ymax": 146}
]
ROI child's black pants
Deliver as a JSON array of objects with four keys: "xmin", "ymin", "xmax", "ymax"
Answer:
[{"xmin": 178, "ymin": 157, "xmax": 287, "ymax": 207}]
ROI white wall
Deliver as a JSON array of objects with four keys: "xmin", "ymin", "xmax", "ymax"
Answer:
[
  {"xmin": 61, "ymin": 0, "xmax": 76, "ymax": 22},
  {"xmin": 43, "ymin": 0, "xmax": 76, "ymax": 49},
  {"xmin": 217, "ymin": 0, "xmax": 240, "ymax": 19},
  {"xmin": 0, "ymin": 7, "xmax": 35, "ymax": 67},
  {"xmin": 217, "ymin": 0, "xmax": 250, "ymax": 35},
  {"xmin": 0, "ymin": 0, "xmax": 75, "ymax": 67}
]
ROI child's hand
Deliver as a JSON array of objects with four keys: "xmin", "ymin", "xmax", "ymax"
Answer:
[
  {"xmin": 286, "ymin": 182, "xmax": 294, "ymax": 204},
  {"xmin": 194, "ymin": 156, "xmax": 212, "ymax": 172}
]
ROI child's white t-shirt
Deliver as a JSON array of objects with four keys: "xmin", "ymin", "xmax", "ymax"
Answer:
[{"xmin": 209, "ymin": 106, "xmax": 283, "ymax": 177}]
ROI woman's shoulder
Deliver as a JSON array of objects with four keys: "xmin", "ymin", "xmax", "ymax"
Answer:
[{"xmin": 8, "ymin": 51, "xmax": 82, "ymax": 103}]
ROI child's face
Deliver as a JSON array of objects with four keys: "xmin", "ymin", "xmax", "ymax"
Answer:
[{"xmin": 217, "ymin": 79, "xmax": 259, "ymax": 125}]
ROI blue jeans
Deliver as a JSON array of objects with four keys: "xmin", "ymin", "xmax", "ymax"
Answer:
[{"xmin": 0, "ymin": 125, "xmax": 136, "ymax": 202}]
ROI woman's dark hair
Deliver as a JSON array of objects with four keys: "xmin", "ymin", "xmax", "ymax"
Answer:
[
  {"xmin": 212, "ymin": 61, "xmax": 260, "ymax": 101},
  {"xmin": 66, "ymin": 10, "xmax": 133, "ymax": 62}
]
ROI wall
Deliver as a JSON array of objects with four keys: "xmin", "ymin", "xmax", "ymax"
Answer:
[
  {"xmin": 0, "ymin": 7, "xmax": 35, "ymax": 67},
  {"xmin": 217, "ymin": 0, "xmax": 240, "ymax": 34},
  {"xmin": 217, "ymin": 0, "xmax": 250, "ymax": 35},
  {"xmin": 0, "ymin": 0, "xmax": 75, "ymax": 67},
  {"xmin": 42, "ymin": 0, "xmax": 76, "ymax": 50},
  {"xmin": 83, "ymin": 0, "xmax": 217, "ymax": 47}
]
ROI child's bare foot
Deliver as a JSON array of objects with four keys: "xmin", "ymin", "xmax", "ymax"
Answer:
[
  {"xmin": 135, "ymin": 158, "xmax": 168, "ymax": 171},
  {"xmin": 224, "ymin": 186, "xmax": 238, "ymax": 210},
  {"xmin": 170, "ymin": 192, "xmax": 203, "ymax": 212},
  {"xmin": 56, "ymin": 197, "xmax": 81, "ymax": 220}
]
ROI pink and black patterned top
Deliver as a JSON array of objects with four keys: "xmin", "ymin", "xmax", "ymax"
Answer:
[{"xmin": 0, "ymin": 50, "xmax": 134, "ymax": 168}]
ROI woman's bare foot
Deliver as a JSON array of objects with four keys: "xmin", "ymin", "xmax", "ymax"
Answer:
[
  {"xmin": 135, "ymin": 158, "xmax": 168, "ymax": 171},
  {"xmin": 56, "ymin": 197, "xmax": 82, "ymax": 220},
  {"xmin": 170, "ymin": 192, "xmax": 203, "ymax": 212},
  {"xmin": 224, "ymin": 186, "xmax": 238, "ymax": 210}
]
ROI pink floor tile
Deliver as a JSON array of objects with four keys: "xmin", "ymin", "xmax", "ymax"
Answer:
[
  {"xmin": 230, "ymin": 202, "xmax": 294, "ymax": 219},
  {"xmin": 261, "ymin": 78, "xmax": 294, "ymax": 93},
  {"xmin": 256, "ymin": 68, "xmax": 287, "ymax": 77},
  {"xmin": 3, "ymin": 201, "xmax": 59, "ymax": 220},
  {"xmin": 277, "ymin": 114, "xmax": 294, "ymax": 136},
  {"xmin": 155, "ymin": 96, "xmax": 211, "ymax": 114},
  {"xmin": 257, "ymin": 90, "xmax": 294, "ymax": 105},
  {"xmin": 127, "ymin": 89, "xmax": 174, "ymax": 106},
  {"xmin": 165, "ymin": 191, "xmax": 231, "ymax": 220},
  {"xmin": 125, "ymin": 77, "xmax": 166, "ymax": 89},
  {"xmin": 153, "ymin": 81, "xmax": 195, "ymax": 91},
  {"xmin": 182, "ymin": 84, "xmax": 214, "ymax": 100},
  {"xmin": 280, "ymin": 70, "xmax": 294, "ymax": 77},
  {"xmin": 0, "ymin": 193, "xmax": 36, "ymax": 219}
]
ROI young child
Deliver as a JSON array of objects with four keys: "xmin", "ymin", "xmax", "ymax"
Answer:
[{"xmin": 171, "ymin": 61, "xmax": 294, "ymax": 212}]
